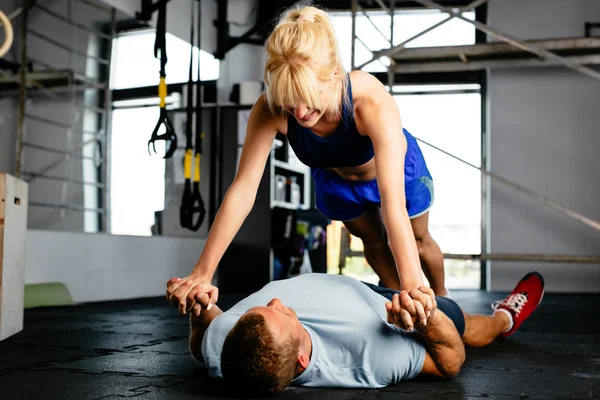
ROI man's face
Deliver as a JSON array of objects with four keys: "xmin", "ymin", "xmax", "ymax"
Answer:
[{"xmin": 246, "ymin": 298, "xmax": 304, "ymax": 344}]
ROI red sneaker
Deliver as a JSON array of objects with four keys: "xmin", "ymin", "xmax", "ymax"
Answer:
[{"xmin": 491, "ymin": 272, "xmax": 545, "ymax": 338}]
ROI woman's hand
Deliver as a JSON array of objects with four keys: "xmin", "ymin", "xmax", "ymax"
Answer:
[
  {"xmin": 385, "ymin": 286, "xmax": 437, "ymax": 331},
  {"xmin": 166, "ymin": 275, "xmax": 219, "ymax": 316}
]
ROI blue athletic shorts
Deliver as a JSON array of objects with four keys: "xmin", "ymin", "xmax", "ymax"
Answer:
[
  {"xmin": 362, "ymin": 282, "xmax": 465, "ymax": 337},
  {"xmin": 311, "ymin": 128, "xmax": 434, "ymax": 221}
]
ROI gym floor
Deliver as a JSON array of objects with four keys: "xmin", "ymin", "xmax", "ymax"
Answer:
[{"xmin": 1, "ymin": 290, "xmax": 599, "ymax": 400}]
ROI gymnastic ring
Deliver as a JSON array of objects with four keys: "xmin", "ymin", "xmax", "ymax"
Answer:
[{"xmin": 0, "ymin": 10, "xmax": 14, "ymax": 58}]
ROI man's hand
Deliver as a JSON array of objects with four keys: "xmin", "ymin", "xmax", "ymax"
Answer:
[
  {"xmin": 166, "ymin": 276, "xmax": 219, "ymax": 316},
  {"xmin": 385, "ymin": 286, "xmax": 437, "ymax": 331}
]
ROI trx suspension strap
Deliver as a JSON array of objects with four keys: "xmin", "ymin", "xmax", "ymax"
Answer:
[
  {"xmin": 180, "ymin": 0, "xmax": 206, "ymax": 231},
  {"xmin": 148, "ymin": 0, "xmax": 177, "ymax": 159}
]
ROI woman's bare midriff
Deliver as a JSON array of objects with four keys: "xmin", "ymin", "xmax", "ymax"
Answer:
[
  {"xmin": 274, "ymin": 112, "xmax": 378, "ymax": 183},
  {"xmin": 329, "ymin": 157, "xmax": 377, "ymax": 181}
]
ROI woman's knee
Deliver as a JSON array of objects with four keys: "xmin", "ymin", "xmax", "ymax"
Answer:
[
  {"xmin": 359, "ymin": 229, "xmax": 388, "ymax": 248},
  {"xmin": 414, "ymin": 231, "xmax": 432, "ymax": 258}
]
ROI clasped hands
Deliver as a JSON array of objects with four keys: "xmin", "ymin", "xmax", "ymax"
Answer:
[
  {"xmin": 385, "ymin": 286, "xmax": 437, "ymax": 332},
  {"xmin": 165, "ymin": 276, "xmax": 219, "ymax": 317}
]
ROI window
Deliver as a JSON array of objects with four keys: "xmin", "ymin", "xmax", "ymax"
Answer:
[
  {"xmin": 394, "ymin": 85, "xmax": 481, "ymax": 289},
  {"xmin": 326, "ymin": 10, "xmax": 481, "ymax": 289},
  {"xmin": 109, "ymin": 30, "xmax": 219, "ymax": 236},
  {"xmin": 330, "ymin": 10, "xmax": 476, "ymax": 72},
  {"xmin": 110, "ymin": 30, "xmax": 220, "ymax": 89}
]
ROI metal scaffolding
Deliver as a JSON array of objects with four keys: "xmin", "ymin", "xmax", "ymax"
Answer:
[
  {"xmin": 350, "ymin": 0, "xmax": 600, "ymax": 265},
  {"xmin": 5, "ymin": 0, "xmax": 117, "ymax": 232}
]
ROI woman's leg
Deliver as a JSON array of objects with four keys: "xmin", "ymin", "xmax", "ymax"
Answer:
[
  {"xmin": 410, "ymin": 212, "xmax": 447, "ymax": 296},
  {"xmin": 343, "ymin": 204, "xmax": 401, "ymax": 291},
  {"xmin": 462, "ymin": 310, "xmax": 511, "ymax": 347}
]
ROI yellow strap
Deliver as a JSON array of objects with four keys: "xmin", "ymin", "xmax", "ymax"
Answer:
[
  {"xmin": 183, "ymin": 149, "xmax": 193, "ymax": 179},
  {"xmin": 158, "ymin": 77, "xmax": 167, "ymax": 108},
  {"xmin": 194, "ymin": 154, "xmax": 201, "ymax": 182}
]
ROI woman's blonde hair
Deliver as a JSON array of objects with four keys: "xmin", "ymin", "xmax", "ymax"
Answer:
[{"xmin": 263, "ymin": 5, "xmax": 349, "ymax": 119}]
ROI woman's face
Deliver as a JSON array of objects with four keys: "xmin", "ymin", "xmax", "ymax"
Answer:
[{"xmin": 284, "ymin": 78, "xmax": 335, "ymax": 127}]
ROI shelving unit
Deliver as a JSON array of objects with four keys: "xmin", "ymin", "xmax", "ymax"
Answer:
[{"xmin": 269, "ymin": 135, "xmax": 312, "ymax": 211}]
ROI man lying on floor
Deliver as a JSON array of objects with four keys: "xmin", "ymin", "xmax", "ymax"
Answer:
[{"xmin": 185, "ymin": 272, "xmax": 544, "ymax": 396}]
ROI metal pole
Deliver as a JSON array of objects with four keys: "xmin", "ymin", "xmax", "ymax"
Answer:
[
  {"xmin": 61, "ymin": 0, "xmax": 76, "ymax": 221},
  {"xmin": 72, "ymin": 0, "xmax": 112, "ymax": 14},
  {"xmin": 354, "ymin": 35, "xmax": 388, "ymax": 69},
  {"xmin": 387, "ymin": 0, "xmax": 395, "ymax": 94},
  {"xmin": 357, "ymin": 0, "xmax": 492, "ymax": 70},
  {"xmin": 24, "ymin": 136, "xmax": 103, "ymax": 182},
  {"xmin": 412, "ymin": 0, "xmax": 600, "ymax": 82},
  {"xmin": 415, "ymin": 136, "xmax": 600, "ymax": 233},
  {"xmin": 29, "ymin": 201, "xmax": 105, "ymax": 213},
  {"xmin": 358, "ymin": 16, "xmax": 453, "ymax": 70},
  {"xmin": 22, "ymin": 141, "xmax": 101, "ymax": 162},
  {"xmin": 34, "ymin": 4, "xmax": 112, "ymax": 40},
  {"xmin": 21, "ymin": 171, "xmax": 107, "ymax": 188},
  {"xmin": 374, "ymin": 0, "xmax": 390, "ymax": 15},
  {"xmin": 28, "ymin": 29, "xmax": 111, "ymax": 65},
  {"xmin": 351, "ymin": 0, "xmax": 357, "ymax": 70},
  {"xmin": 15, "ymin": 0, "xmax": 28, "ymax": 178},
  {"xmin": 25, "ymin": 113, "xmax": 102, "ymax": 136},
  {"xmin": 356, "ymin": 5, "xmax": 391, "ymax": 46},
  {"xmin": 392, "ymin": 54, "xmax": 600, "ymax": 74},
  {"xmin": 444, "ymin": 253, "xmax": 600, "ymax": 264},
  {"xmin": 103, "ymin": 6, "xmax": 117, "ymax": 233}
]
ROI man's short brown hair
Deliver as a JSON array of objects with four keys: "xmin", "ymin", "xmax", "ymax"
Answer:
[{"xmin": 221, "ymin": 313, "xmax": 300, "ymax": 396}]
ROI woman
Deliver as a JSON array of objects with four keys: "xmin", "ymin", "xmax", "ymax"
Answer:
[{"xmin": 167, "ymin": 5, "xmax": 448, "ymax": 316}]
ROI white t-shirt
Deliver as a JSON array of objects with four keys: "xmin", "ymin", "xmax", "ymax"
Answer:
[{"xmin": 201, "ymin": 273, "xmax": 426, "ymax": 388}]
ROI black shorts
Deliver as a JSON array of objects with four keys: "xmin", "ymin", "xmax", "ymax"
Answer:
[{"xmin": 362, "ymin": 282, "xmax": 465, "ymax": 337}]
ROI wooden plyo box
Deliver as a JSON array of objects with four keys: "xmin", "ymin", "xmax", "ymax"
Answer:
[{"xmin": 0, "ymin": 174, "xmax": 28, "ymax": 341}]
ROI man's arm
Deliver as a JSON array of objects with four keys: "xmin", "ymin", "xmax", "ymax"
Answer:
[
  {"xmin": 189, "ymin": 304, "xmax": 223, "ymax": 363},
  {"xmin": 386, "ymin": 287, "xmax": 465, "ymax": 378},
  {"xmin": 417, "ymin": 310, "xmax": 465, "ymax": 378}
]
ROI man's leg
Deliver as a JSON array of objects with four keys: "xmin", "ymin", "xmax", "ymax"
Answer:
[
  {"xmin": 410, "ymin": 212, "xmax": 447, "ymax": 296},
  {"xmin": 461, "ymin": 272, "xmax": 545, "ymax": 347},
  {"xmin": 462, "ymin": 312, "xmax": 510, "ymax": 347},
  {"xmin": 343, "ymin": 205, "xmax": 401, "ymax": 291}
]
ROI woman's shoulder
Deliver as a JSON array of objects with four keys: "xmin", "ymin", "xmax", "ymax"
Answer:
[{"xmin": 348, "ymin": 70, "xmax": 390, "ymax": 113}]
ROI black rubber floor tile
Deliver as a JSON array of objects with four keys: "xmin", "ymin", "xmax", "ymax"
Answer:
[
  {"xmin": 463, "ymin": 342, "xmax": 597, "ymax": 375},
  {"xmin": 7, "ymin": 329, "xmax": 166, "ymax": 351},
  {"xmin": 52, "ymin": 351, "xmax": 201, "ymax": 378},
  {"xmin": 0, "ymin": 369, "xmax": 184, "ymax": 400},
  {"xmin": 377, "ymin": 378, "xmax": 467, "ymax": 399},
  {"xmin": 458, "ymin": 368, "xmax": 595, "ymax": 399},
  {"xmin": 133, "ymin": 337, "xmax": 190, "ymax": 355},
  {"xmin": 1, "ymin": 293, "xmax": 598, "ymax": 399},
  {"xmin": 0, "ymin": 342, "xmax": 112, "ymax": 369}
]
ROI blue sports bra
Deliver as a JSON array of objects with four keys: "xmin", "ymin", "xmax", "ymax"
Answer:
[{"xmin": 285, "ymin": 76, "xmax": 375, "ymax": 168}]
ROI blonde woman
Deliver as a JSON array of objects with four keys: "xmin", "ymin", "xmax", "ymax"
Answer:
[{"xmin": 167, "ymin": 5, "xmax": 448, "ymax": 316}]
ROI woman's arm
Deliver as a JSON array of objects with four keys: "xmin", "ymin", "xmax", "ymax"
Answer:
[
  {"xmin": 193, "ymin": 95, "xmax": 277, "ymax": 277},
  {"xmin": 167, "ymin": 95, "xmax": 278, "ymax": 313},
  {"xmin": 355, "ymin": 73, "xmax": 424, "ymax": 291}
]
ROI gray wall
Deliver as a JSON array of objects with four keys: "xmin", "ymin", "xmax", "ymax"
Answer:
[
  {"xmin": 488, "ymin": 0, "xmax": 600, "ymax": 292},
  {"xmin": 25, "ymin": 229, "xmax": 206, "ymax": 303}
]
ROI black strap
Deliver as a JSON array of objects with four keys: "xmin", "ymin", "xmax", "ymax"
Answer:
[
  {"xmin": 180, "ymin": 0, "xmax": 197, "ymax": 229},
  {"xmin": 148, "ymin": 0, "xmax": 177, "ymax": 159},
  {"xmin": 189, "ymin": 0, "xmax": 206, "ymax": 231},
  {"xmin": 180, "ymin": 0, "xmax": 206, "ymax": 231},
  {"xmin": 154, "ymin": 0, "xmax": 167, "ymax": 77}
]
